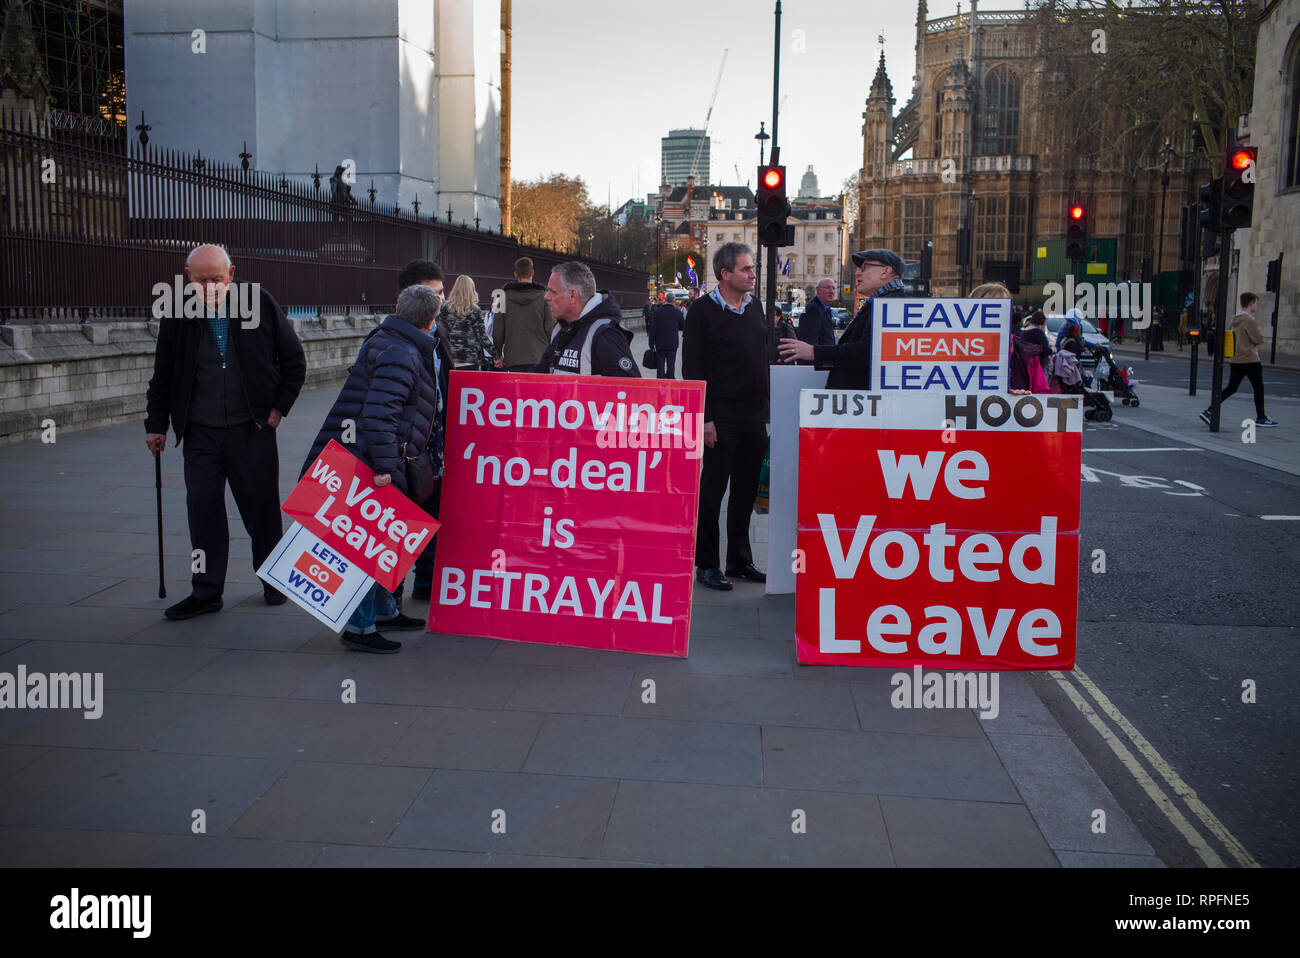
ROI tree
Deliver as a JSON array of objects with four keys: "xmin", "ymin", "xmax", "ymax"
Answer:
[
  {"xmin": 510, "ymin": 174, "xmax": 591, "ymax": 251},
  {"xmin": 1028, "ymin": 1, "xmax": 1259, "ymax": 175}
]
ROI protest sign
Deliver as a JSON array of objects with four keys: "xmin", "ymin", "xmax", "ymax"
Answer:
[
  {"xmin": 796, "ymin": 390, "xmax": 1081, "ymax": 669},
  {"xmin": 871, "ymin": 298, "xmax": 1011, "ymax": 393},
  {"xmin": 257, "ymin": 522, "xmax": 374, "ymax": 631},
  {"xmin": 431, "ymin": 372, "xmax": 705, "ymax": 656},
  {"xmin": 282, "ymin": 440, "xmax": 440, "ymax": 593}
]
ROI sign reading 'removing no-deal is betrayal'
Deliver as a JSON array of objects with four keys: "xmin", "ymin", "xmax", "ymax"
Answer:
[
  {"xmin": 431, "ymin": 372, "xmax": 705, "ymax": 657},
  {"xmin": 871, "ymin": 298, "xmax": 1011, "ymax": 392},
  {"xmin": 796, "ymin": 390, "xmax": 1082, "ymax": 670}
]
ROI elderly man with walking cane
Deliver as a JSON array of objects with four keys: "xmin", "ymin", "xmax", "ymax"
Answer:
[{"xmin": 144, "ymin": 244, "xmax": 306, "ymax": 620}]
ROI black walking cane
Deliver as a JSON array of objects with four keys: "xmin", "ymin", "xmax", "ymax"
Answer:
[{"xmin": 154, "ymin": 447, "xmax": 166, "ymax": 599}]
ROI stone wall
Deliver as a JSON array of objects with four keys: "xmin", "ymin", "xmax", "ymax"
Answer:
[
  {"xmin": 1237, "ymin": 1, "xmax": 1300, "ymax": 360},
  {"xmin": 0, "ymin": 309, "xmax": 648, "ymax": 445}
]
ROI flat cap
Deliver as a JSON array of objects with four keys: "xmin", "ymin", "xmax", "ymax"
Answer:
[{"xmin": 851, "ymin": 248, "xmax": 904, "ymax": 277}]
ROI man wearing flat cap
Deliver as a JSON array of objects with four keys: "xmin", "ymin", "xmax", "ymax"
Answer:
[{"xmin": 778, "ymin": 248, "xmax": 907, "ymax": 388}]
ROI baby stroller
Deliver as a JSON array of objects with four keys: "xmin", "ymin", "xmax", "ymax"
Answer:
[
  {"xmin": 1082, "ymin": 388, "xmax": 1112, "ymax": 422},
  {"xmin": 1091, "ymin": 345, "xmax": 1140, "ymax": 407}
]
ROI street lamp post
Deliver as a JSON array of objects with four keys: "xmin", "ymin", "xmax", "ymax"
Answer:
[{"xmin": 1148, "ymin": 141, "xmax": 1175, "ymax": 361}]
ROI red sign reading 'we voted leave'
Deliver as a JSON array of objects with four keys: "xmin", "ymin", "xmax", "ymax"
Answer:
[
  {"xmin": 282, "ymin": 441, "xmax": 440, "ymax": 593},
  {"xmin": 796, "ymin": 390, "xmax": 1082, "ymax": 670},
  {"xmin": 431, "ymin": 372, "xmax": 706, "ymax": 657}
]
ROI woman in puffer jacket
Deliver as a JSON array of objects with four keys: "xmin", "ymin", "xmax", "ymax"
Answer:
[
  {"xmin": 440, "ymin": 274, "xmax": 498, "ymax": 370},
  {"xmin": 301, "ymin": 283, "xmax": 445, "ymax": 654}
]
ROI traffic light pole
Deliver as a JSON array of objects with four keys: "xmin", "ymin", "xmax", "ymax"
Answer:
[
  {"xmin": 1208, "ymin": 229, "xmax": 1232, "ymax": 432},
  {"xmin": 764, "ymin": 1, "xmax": 782, "ymax": 364}
]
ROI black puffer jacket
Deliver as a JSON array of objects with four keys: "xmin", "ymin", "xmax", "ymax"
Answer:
[{"xmin": 301, "ymin": 315, "xmax": 442, "ymax": 497}]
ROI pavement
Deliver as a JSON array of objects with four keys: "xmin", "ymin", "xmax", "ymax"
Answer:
[
  {"xmin": 1104, "ymin": 340, "xmax": 1300, "ymax": 478},
  {"xmin": 0, "ymin": 328, "xmax": 1241, "ymax": 868}
]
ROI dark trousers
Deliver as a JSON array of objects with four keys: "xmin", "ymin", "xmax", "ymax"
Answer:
[
  {"xmin": 393, "ymin": 478, "xmax": 441, "ymax": 606},
  {"xmin": 182, "ymin": 421, "xmax": 283, "ymax": 600},
  {"xmin": 656, "ymin": 347, "xmax": 678, "ymax": 379},
  {"xmin": 695, "ymin": 420, "xmax": 766, "ymax": 572},
  {"xmin": 1219, "ymin": 362, "xmax": 1267, "ymax": 418}
]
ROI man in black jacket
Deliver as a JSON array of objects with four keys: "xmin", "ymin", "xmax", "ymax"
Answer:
[
  {"xmin": 778, "ymin": 248, "xmax": 907, "ymax": 388},
  {"xmin": 144, "ymin": 244, "xmax": 306, "ymax": 620},
  {"xmin": 535, "ymin": 262, "xmax": 640, "ymax": 377},
  {"xmin": 648, "ymin": 296, "xmax": 686, "ymax": 378},
  {"xmin": 682, "ymin": 242, "xmax": 768, "ymax": 591},
  {"xmin": 798, "ymin": 278, "xmax": 838, "ymax": 355}
]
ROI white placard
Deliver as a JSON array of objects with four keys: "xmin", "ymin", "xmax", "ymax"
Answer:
[
  {"xmin": 765, "ymin": 365, "xmax": 828, "ymax": 594},
  {"xmin": 257, "ymin": 522, "xmax": 375, "ymax": 632},
  {"xmin": 870, "ymin": 298, "xmax": 1011, "ymax": 393}
]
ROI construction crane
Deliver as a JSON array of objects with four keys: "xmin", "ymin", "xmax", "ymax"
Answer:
[{"xmin": 688, "ymin": 50, "xmax": 728, "ymax": 183}]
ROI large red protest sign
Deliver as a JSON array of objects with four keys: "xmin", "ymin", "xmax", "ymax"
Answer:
[
  {"xmin": 795, "ymin": 391, "xmax": 1081, "ymax": 669},
  {"xmin": 282, "ymin": 440, "xmax": 440, "ymax": 593},
  {"xmin": 431, "ymin": 372, "xmax": 705, "ymax": 656}
]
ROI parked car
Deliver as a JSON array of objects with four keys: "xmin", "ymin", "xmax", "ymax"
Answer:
[
  {"xmin": 1046, "ymin": 315, "xmax": 1108, "ymax": 367},
  {"xmin": 831, "ymin": 307, "xmax": 850, "ymax": 328}
]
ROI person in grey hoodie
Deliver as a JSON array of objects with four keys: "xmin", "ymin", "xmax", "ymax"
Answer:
[{"xmin": 494, "ymin": 256, "xmax": 555, "ymax": 370}]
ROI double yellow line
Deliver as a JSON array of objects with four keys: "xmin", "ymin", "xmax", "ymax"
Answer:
[{"xmin": 1048, "ymin": 666, "xmax": 1260, "ymax": 868}]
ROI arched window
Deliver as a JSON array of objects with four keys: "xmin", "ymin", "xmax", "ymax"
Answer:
[
  {"xmin": 1285, "ymin": 25, "xmax": 1300, "ymax": 189},
  {"xmin": 933, "ymin": 86, "xmax": 944, "ymax": 158},
  {"xmin": 981, "ymin": 66, "xmax": 1020, "ymax": 156}
]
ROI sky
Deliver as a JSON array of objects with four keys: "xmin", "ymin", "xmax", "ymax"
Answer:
[{"xmin": 510, "ymin": 0, "xmax": 968, "ymax": 207}]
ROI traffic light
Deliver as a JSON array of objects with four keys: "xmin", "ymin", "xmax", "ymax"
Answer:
[
  {"xmin": 1222, "ymin": 145, "xmax": 1256, "ymax": 229},
  {"xmin": 1065, "ymin": 203, "xmax": 1088, "ymax": 260},
  {"xmin": 1179, "ymin": 204, "xmax": 1199, "ymax": 262},
  {"xmin": 1198, "ymin": 178, "xmax": 1222, "ymax": 237},
  {"xmin": 756, "ymin": 165, "xmax": 793, "ymax": 247},
  {"xmin": 1266, "ymin": 256, "xmax": 1281, "ymax": 293}
]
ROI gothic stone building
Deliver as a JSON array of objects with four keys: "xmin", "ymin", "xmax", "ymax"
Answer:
[{"xmin": 857, "ymin": 1, "xmax": 1179, "ymax": 300}]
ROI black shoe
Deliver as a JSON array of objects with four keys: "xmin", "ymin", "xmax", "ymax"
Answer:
[
  {"xmin": 725, "ymin": 563, "xmax": 767, "ymax": 583},
  {"xmin": 1199, "ymin": 409, "xmax": 1212, "ymax": 426},
  {"xmin": 165, "ymin": 594, "xmax": 222, "ymax": 620},
  {"xmin": 696, "ymin": 568, "xmax": 732, "ymax": 591},
  {"xmin": 375, "ymin": 612, "xmax": 425, "ymax": 631},
  {"xmin": 340, "ymin": 631, "xmax": 402, "ymax": 654},
  {"xmin": 411, "ymin": 585, "xmax": 431, "ymax": 601},
  {"xmin": 263, "ymin": 588, "xmax": 287, "ymax": 606}
]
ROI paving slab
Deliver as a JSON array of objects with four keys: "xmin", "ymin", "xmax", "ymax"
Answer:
[
  {"xmin": 878, "ymin": 794, "xmax": 1059, "ymax": 867},
  {"xmin": 173, "ymin": 649, "xmax": 338, "ymax": 698},
  {"xmin": 291, "ymin": 655, "xmax": 524, "ymax": 709},
  {"xmin": 0, "ymin": 603, "xmax": 159, "ymax": 643},
  {"xmin": 622, "ymin": 671, "xmax": 860, "ymax": 730},
  {"xmin": 1054, "ymin": 850, "xmax": 1167, "ymax": 868},
  {"xmin": 124, "ymin": 612, "xmax": 329, "ymax": 652},
  {"xmin": 601, "ymin": 779, "xmax": 894, "ymax": 867},
  {"xmin": 761, "ymin": 725, "xmax": 1021, "ymax": 802},
  {"xmin": 0, "ymin": 748, "xmax": 289, "ymax": 836},
  {"xmin": 143, "ymin": 695, "xmax": 427, "ymax": 764},
  {"xmin": 0, "ymin": 639, "xmax": 222, "ymax": 691},
  {"xmin": 383, "ymin": 706, "xmax": 545, "ymax": 771},
  {"xmin": 6, "ymin": 690, "xmax": 195, "ymax": 750},
  {"xmin": 226, "ymin": 760, "xmax": 431, "ymax": 845},
  {"xmin": 389, "ymin": 769, "xmax": 618, "ymax": 857},
  {"xmin": 600, "ymin": 634, "xmax": 793, "ymax": 678},
  {"xmin": 138, "ymin": 834, "xmax": 325, "ymax": 867},
  {"xmin": 523, "ymin": 714, "xmax": 762, "ymax": 786},
  {"xmin": 0, "ymin": 826, "xmax": 162, "ymax": 867},
  {"xmin": 504, "ymin": 665, "xmax": 634, "ymax": 715},
  {"xmin": 313, "ymin": 844, "xmax": 487, "ymax": 867},
  {"xmin": 0, "ymin": 572, "xmax": 124, "ymax": 607},
  {"xmin": 0, "ymin": 744, "xmax": 50, "ymax": 782}
]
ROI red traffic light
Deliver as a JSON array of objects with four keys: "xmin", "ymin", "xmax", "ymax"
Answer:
[
  {"xmin": 1230, "ymin": 150, "xmax": 1254, "ymax": 172},
  {"xmin": 1069, "ymin": 205, "xmax": 1085, "ymax": 220},
  {"xmin": 763, "ymin": 168, "xmax": 783, "ymax": 189}
]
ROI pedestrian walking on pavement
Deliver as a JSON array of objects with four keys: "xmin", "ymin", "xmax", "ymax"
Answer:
[
  {"xmin": 772, "ymin": 305, "xmax": 797, "ymax": 354},
  {"xmin": 1200, "ymin": 292, "xmax": 1277, "ymax": 428},
  {"xmin": 144, "ymin": 243, "xmax": 306, "ymax": 621},
  {"xmin": 683, "ymin": 242, "xmax": 769, "ymax": 591},
  {"xmin": 535, "ymin": 262, "xmax": 641, "ymax": 377},
  {"xmin": 302, "ymin": 283, "xmax": 448, "ymax": 653},
  {"xmin": 440, "ymin": 274, "xmax": 497, "ymax": 370},
  {"xmin": 776, "ymin": 247, "xmax": 907, "ymax": 388},
  {"xmin": 494, "ymin": 257, "xmax": 556, "ymax": 371},
  {"xmin": 649, "ymin": 296, "xmax": 686, "ymax": 379}
]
